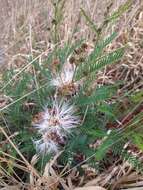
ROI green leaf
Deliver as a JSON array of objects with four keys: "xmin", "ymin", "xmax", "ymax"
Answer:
[
  {"xmin": 76, "ymin": 47, "xmax": 125, "ymax": 80},
  {"xmin": 132, "ymin": 134, "xmax": 143, "ymax": 151},
  {"xmin": 76, "ymin": 85, "xmax": 116, "ymax": 106},
  {"xmin": 106, "ymin": 0, "xmax": 132, "ymax": 23},
  {"xmin": 130, "ymin": 91, "xmax": 143, "ymax": 103},
  {"xmin": 81, "ymin": 8, "xmax": 99, "ymax": 35},
  {"xmin": 88, "ymin": 32, "xmax": 117, "ymax": 61},
  {"xmin": 95, "ymin": 135, "xmax": 114, "ymax": 161},
  {"xmin": 85, "ymin": 129, "xmax": 106, "ymax": 138},
  {"xmin": 97, "ymin": 103, "xmax": 115, "ymax": 118}
]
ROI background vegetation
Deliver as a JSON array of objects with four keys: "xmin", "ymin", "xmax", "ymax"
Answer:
[{"xmin": 0, "ymin": 0, "xmax": 143, "ymax": 190}]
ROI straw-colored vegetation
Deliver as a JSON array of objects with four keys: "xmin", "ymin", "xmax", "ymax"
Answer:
[{"xmin": 0, "ymin": 0, "xmax": 143, "ymax": 190}]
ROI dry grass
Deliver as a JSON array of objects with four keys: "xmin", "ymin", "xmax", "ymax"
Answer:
[
  {"xmin": 0, "ymin": 0, "xmax": 143, "ymax": 89},
  {"xmin": 0, "ymin": 0, "xmax": 143, "ymax": 189},
  {"xmin": 0, "ymin": 0, "xmax": 141, "ymax": 67}
]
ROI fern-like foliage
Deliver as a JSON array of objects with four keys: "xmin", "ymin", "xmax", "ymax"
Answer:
[
  {"xmin": 105, "ymin": 0, "xmax": 132, "ymax": 23},
  {"xmin": 81, "ymin": 8, "xmax": 99, "ymax": 35},
  {"xmin": 75, "ymin": 85, "xmax": 116, "ymax": 106},
  {"xmin": 2, "ymin": 2, "xmax": 143, "ymax": 187},
  {"xmin": 76, "ymin": 46, "xmax": 125, "ymax": 80},
  {"xmin": 1, "ymin": 4, "xmax": 139, "ymax": 180}
]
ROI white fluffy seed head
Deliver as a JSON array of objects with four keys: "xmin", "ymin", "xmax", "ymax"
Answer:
[
  {"xmin": 34, "ymin": 130, "xmax": 67, "ymax": 154},
  {"xmin": 51, "ymin": 67, "xmax": 75, "ymax": 88},
  {"xmin": 34, "ymin": 138, "xmax": 58, "ymax": 154},
  {"xmin": 34, "ymin": 100, "xmax": 80, "ymax": 134},
  {"xmin": 50, "ymin": 64, "xmax": 79, "ymax": 96}
]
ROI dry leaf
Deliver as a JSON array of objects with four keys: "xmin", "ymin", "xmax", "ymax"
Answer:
[
  {"xmin": 0, "ymin": 186, "xmax": 20, "ymax": 190},
  {"xmin": 74, "ymin": 186, "xmax": 106, "ymax": 190}
]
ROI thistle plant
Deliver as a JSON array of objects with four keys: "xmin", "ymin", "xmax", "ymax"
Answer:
[
  {"xmin": 32, "ymin": 45, "xmax": 94, "ymax": 154},
  {"xmin": 29, "ymin": 32, "xmax": 125, "ymax": 158},
  {"xmin": 0, "ymin": 34, "xmax": 125, "ymax": 168},
  {"xmin": 2, "ymin": 2, "xmax": 140, "ymax": 184}
]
